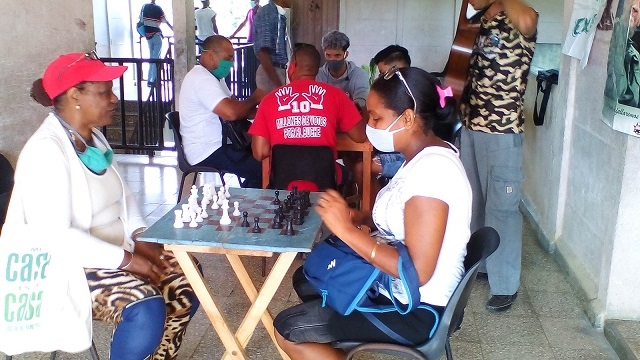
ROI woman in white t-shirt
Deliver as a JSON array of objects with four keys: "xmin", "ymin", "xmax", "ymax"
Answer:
[{"xmin": 274, "ymin": 67, "xmax": 472, "ymax": 360}]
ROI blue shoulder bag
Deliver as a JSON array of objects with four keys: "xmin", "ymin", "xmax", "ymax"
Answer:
[{"xmin": 303, "ymin": 235, "xmax": 422, "ymax": 316}]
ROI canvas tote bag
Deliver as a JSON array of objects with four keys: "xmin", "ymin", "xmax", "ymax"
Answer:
[{"xmin": 0, "ymin": 225, "xmax": 92, "ymax": 356}]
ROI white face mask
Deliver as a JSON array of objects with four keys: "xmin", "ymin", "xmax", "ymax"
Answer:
[{"xmin": 365, "ymin": 114, "xmax": 406, "ymax": 152}]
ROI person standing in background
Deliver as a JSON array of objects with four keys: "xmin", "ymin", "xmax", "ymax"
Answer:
[
  {"xmin": 316, "ymin": 30, "xmax": 370, "ymax": 111},
  {"xmin": 252, "ymin": 0, "xmax": 293, "ymax": 92},
  {"xmin": 140, "ymin": 0, "xmax": 173, "ymax": 87},
  {"xmin": 460, "ymin": 0, "xmax": 537, "ymax": 312},
  {"xmin": 230, "ymin": 0, "xmax": 261, "ymax": 42},
  {"xmin": 195, "ymin": 0, "xmax": 218, "ymax": 42}
]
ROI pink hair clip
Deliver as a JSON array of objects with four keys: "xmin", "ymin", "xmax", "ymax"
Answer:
[{"xmin": 436, "ymin": 85, "xmax": 453, "ymax": 108}]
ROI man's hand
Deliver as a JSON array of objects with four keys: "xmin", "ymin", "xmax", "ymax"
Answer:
[
  {"xmin": 302, "ymin": 85, "xmax": 326, "ymax": 109},
  {"xmin": 275, "ymin": 86, "xmax": 299, "ymax": 110}
]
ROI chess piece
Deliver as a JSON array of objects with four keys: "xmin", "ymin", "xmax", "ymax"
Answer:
[
  {"xmin": 195, "ymin": 207, "xmax": 203, "ymax": 223},
  {"xmin": 201, "ymin": 198, "xmax": 210, "ymax": 217},
  {"xmin": 252, "ymin": 217, "xmax": 261, "ymax": 233},
  {"xmin": 217, "ymin": 190, "xmax": 225, "ymax": 205},
  {"xmin": 240, "ymin": 211, "xmax": 250, "ymax": 227},
  {"xmin": 272, "ymin": 190, "xmax": 281, "ymax": 205},
  {"xmin": 293, "ymin": 204, "xmax": 303, "ymax": 225},
  {"xmin": 271, "ymin": 213, "xmax": 283, "ymax": 229},
  {"xmin": 219, "ymin": 199, "xmax": 231, "ymax": 225},
  {"xmin": 181, "ymin": 204, "xmax": 191, "ymax": 222},
  {"xmin": 191, "ymin": 185, "xmax": 199, "ymax": 198},
  {"xmin": 173, "ymin": 210, "xmax": 184, "ymax": 228},
  {"xmin": 201, "ymin": 206, "xmax": 209, "ymax": 218},
  {"xmin": 211, "ymin": 193, "xmax": 219, "ymax": 210},
  {"xmin": 233, "ymin": 201, "xmax": 241, "ymax": 216},
  {"xmin": 285, "ymin": 216, "xmax": 295, "ymax": 235},
  {"xmin": 189, "ymin": 212, "xmax": 198, "ymax": 228},
  {"xmin": 224, "ymin": 184, "xmax": 231, "ymax": 198}
]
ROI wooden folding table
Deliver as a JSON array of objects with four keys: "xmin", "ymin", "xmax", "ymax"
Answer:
[{"xmin": 139, "ymin": 188, "xmax": 323, "ymax": 360}]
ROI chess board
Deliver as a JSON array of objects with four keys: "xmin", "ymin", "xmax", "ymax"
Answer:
[
  {"xmin": 203, "ymin": 191, "xmax": 312, "ymax": 236},
  {"xmin": 140, "ymin": 187, "xmax": 323, "ymax": 253}
]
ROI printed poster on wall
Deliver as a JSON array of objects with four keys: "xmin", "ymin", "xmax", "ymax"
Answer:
[
  {"xmin": 603, "ymin": 0, "xmax": 640, "ymax": 137},
  {"xmin": 562, "ymin": 0, "xmax": 606, "ymax": 68}
]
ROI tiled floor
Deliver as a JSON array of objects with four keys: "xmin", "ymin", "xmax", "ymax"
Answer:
[{"xmin": 2, "ymin": 154, "xmax": 620, "ymax": 360}]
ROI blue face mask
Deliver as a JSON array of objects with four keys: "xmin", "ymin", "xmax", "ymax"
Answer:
[
  {"xmin": 56, "ymin": 115, "xmax": 114, "ymax": 174},
  {"xmin": 211, "ymin": 60, "xmax": 234, "ymax": 79}
]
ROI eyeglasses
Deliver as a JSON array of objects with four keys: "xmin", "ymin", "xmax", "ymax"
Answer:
[
  {"xmin": 382, "ymin": 65, "xmax": 417, "ymax": 115},
  {"xmin": 58, "ymin": 51, "xmax": 100, "ymax": 81}
]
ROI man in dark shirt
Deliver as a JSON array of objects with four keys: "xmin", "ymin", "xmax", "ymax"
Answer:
[
  {"xmin": 252, "ymin": 0, "xmax": 293, "ymax": 92},
  {"xmin": 140, "ymin": 0, "xmax": 173, "ymax": 87}
]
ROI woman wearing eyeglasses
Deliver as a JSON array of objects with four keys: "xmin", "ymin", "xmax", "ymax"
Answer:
[
  {"xmin": 5, "ymin": 53, "xmax": 198, "ymax": 360},
  {"xmin": 273, "ymin": 67, "xmax": 472, "ymax": 359}
]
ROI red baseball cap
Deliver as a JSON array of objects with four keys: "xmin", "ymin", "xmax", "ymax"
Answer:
[{"xmin": 42, "ymin": 52, "xmax": 128, "ymax": 100}]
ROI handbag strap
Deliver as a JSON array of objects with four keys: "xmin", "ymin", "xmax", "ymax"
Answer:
[{"xmin": 385, "ymin": 241, "xmax": 421, "ymax": 314}]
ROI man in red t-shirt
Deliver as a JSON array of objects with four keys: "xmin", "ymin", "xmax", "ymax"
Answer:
[{"xmin": 249, "ymin": 43, "xmax": 366, "ymax": 186}]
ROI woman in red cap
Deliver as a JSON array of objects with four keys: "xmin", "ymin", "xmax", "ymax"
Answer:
[{"xmin": 5, "ymin": 52, "xmax": 199, "ymax": 359}]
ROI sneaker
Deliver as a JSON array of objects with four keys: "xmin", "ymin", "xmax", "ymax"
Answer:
[{"xmin": 486, "ymin": 293, "xmax": 518, "ymax": 312}]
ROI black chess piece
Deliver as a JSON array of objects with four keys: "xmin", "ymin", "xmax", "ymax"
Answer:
[
  {"xmin": 252, "ymin": 216, "xmax": 261, "ymax": 233},
  {"xmin": 293, "ymin": 208, "xmax": 302, "ymax": 225},
  {"xmin": 271, "ymin": 213, "xmax": 283, "ymax": 229},
  {"xmin": 283, "ymin": 198, "xmax": 290, "ymax": 213},
  {"xmin": 285, "ymin": 216, "xmax": 295, "ymax": 235},
  {"xmin": 240, "ymin": 211, "xmax": 250, "ymax": 227},
  {"xmin": 272, "ymin": 190, "xmax": 281, "ymax": 205},
  {"xmin": 293, "ymin": 203, "xmax": 304, "ymax": 225},
  {"xmin": 303, "ymin": 190, "xmax": 311, "ymax": 209},
  {"xmin": 292, "ymin": 185, "xmax": 298, "ymax": 197},
  {"xmin": 278, "ymin": 204, "xmax": 285, "ymax": 215}
]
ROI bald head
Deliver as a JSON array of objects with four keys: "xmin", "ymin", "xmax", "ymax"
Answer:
[
  {"xmin": 202, "ymin": 35, "xmax": 231, "ymax": 52},
  {"xmin": 290, "ymin": 44, "xmax": 321, "ymax": 80}
]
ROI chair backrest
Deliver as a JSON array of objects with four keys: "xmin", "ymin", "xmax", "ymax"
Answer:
[
  {"xmin": 417, "ymin": 226, "xmax": 500, "ymax": 359},
  {"xmin": 269, "ymin": 144, "xmax": 336, "ymax": 191},
  {"xmin": 165, "ymin": 111, "xmax": 192, "ymax": 172},
  {"xmin": 0, "ymin": 153, "xmax": 14, "ymax": 232}
]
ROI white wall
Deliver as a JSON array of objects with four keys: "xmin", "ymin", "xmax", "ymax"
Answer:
[
  {"xmin": 522, "ymin": 0, "xmax": 640, "ymax": 322},
  {"xmin": 0, "ymin": 1, "xmax": 96, "ymax": 163}
]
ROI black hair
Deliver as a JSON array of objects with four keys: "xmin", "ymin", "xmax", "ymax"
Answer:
[
  {"xmin": 292, "ymin": 43, "xmax": 321, "ymax": 71},
  {"xmin": 30, "ymin": 78, "xmax": 88, "ymax": 109},
  {"xmin": 373, "ymin": 45, "xmax": 411, "ymax": 66},
  {"xmin": 370, "ymin": 67, "xmax": 457, "ymax": 136}
]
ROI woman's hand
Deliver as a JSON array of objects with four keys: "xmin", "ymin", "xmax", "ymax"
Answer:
[
  {"xmin": 125, "ymin": 253, "xmax": 164, "ymax": 285},
  {"xmin": 315, "ymin": 189, "xmax": 356, "ymax": 238},
  {"xmin": 134, "ymin": 241, "xmax": 175, "ymax": 273}
]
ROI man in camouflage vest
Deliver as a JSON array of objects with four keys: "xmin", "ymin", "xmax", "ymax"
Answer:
[{"xmin": 460, "ymin": 0, "xmax": 537, "ymax": 312}]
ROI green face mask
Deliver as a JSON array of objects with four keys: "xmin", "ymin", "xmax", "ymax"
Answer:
[{"xmin": 211, "ymin": 60, "xmax": 234, "ymax": 79}]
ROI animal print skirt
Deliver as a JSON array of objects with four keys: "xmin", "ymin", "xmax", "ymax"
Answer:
[{"xmin": 85, "ymin": 256, "xmax": 198, "ymax": 360}]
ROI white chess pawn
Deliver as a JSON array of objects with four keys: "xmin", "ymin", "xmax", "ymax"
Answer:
[
  {"xmin": 173, "ymin": 209, "xmax": 184, "ymax": 228},
  {"xmin": 211, "ymin": 196, "xmax": 219, "ymax": 210},
  {"xmin": 217, "ymin": 190, "xmax": 225, "ymax": 205},
  {"xmin": 233, "ymin": 201, "xmax": 241, "ymax": 216},
  {"xmin": 195, "ymin": 207, "xmax": 203, "ymax": 223},
  {"xmin": 181, "ymin": 204, "xmax": 191, "ymax": 222},
  {"xmin": 219, "ymin": 199, "xmax": 231, "ymax": 225},
  {"xmin": 189, "ymin": 211, "xmax": 198, "ymax": 228},
  {"xmin": 201, "ymin": 205, "xmax": 209, "ymax": 218},
  {"xmin": 225, "ymin": 184, "xmax": 231, "ymax": 198},
  {"xmin": 201, "ymin": 198, "xmax": 210, "ymax": 215}
]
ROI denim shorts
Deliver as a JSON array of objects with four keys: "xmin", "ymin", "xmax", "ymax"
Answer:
[{"xmin": 377, "ymin": 152, "xmax": 405, "ymax": 178}]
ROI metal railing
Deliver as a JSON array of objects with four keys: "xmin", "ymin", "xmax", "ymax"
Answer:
[
  {"xmin": 227, "ymin": 43, "xmax": 257, "ymax": 101},
  {"xmin": 100, "ymin": 57, "xmax": 175, "ymax": 154}
]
